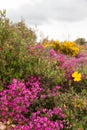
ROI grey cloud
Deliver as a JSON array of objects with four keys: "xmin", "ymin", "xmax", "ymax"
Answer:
[{"xmin": 7, "ymin": 0, "xmax": 87, "ymax": 25}]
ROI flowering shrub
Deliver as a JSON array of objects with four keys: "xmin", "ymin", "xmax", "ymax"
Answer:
[
  {"xmin": 56, "ymin": 88, "xmax": 87, "ymax": 129},
  {"xmin": 0, "ymin": 78, "xmax": 43, "ymax": 124},
  {"xmin": 49, "ymin": 49, "xmax": 65, "ymax": 65},
  {"xmin": 43, "ymin": 40, "xmax": 80, "ymax": 56},
  {"xmin": 13, "ymin": 108, "xmax": 64, "ymax": 130},
  {"xmin": 0, "ymin": 10, "xmax": 36, "ymax": 85},
  {"xmin": 29, "ymin": 108, "xmax": 64, "ymax": 130},
  {"xmin": 0, "ymin": 10, "xmax": 87, "ymax": 130},
  {"xmin": 43, "ymin": 40, "xmax": 61, "ymax": 52},
  {"xmin": 27, "ymin": 45, "xmax": 65, "ymax": 90},
  {"xmin": 61, "ymin": 41, "xmax": 80, "ymax": 56},
  {"xmin": 0, "ymin": 78, "xmax": 65, "ymax": 130}
]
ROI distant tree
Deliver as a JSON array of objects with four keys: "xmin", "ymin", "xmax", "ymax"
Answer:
[{"xmin": 75, "ymin": 38, "xmax": 87, "ymax": 45}]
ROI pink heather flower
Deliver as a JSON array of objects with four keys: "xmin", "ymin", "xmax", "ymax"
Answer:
[
  {"xmin": 42, "ymin": 108, "xmax": 47, "ymax": 113},
  {"xmin": 0, "ymin": 78, "xmax": 43, "ymax": 124},
  {"xmin": 41, "ymin": 94, "xmax": 46, "ymax": 99},
  {"xmin": 53, "ymin": 86, "xmax": 61, "ymax": 91},
  {"xmin": 0, "ymin": 76, "xmax": 65, "ymax": 129},
  {"xmin": 12, "ymin": 78, "xmax": 18, "ymax": 84},
  {"xmin": 49, "ymin": 49, "xmax": 56, "ymax": 57},
  {"xmin": 36, "ymin": 44, "xmax": 44, "ymax": 52}
]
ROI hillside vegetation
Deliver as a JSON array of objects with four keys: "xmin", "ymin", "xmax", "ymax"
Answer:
[{"xmin": 0, "ymin": 10, "xmax": 87, "ymax": 130}]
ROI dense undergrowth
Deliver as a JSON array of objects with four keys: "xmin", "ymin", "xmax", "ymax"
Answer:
[{"xmin": 0, "ymin": 10, "xmax": 87, "ymax": 130}]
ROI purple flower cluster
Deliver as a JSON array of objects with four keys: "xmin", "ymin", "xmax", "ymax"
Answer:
[
  {"xmin": 49, "ymin": 49, "xmax": 87, "ymax": 81},
  {"xmin": 40, "ymin": 86, "xmax": 61, "ymax": 99},
  {"xmin": 14, "ymin": 108, "xmax": 64, "ymax": 130},
  {"xmin": 49, "ymin": 49, "xmax": 65, "ymax": 64},
  {"xmin": 61, "ymin": 55, "xmax": 87, "ymax": 80},
  {"xmin": 28, "ymin": 44, "xmax": 44, "ymax": 56},
  {"xmin": 0, "ymin": 77, "xmax": 65, "ymax": 129},
  {"xmin": 0, "ymin": 78, "xmax": 43, "ymax": 124}
]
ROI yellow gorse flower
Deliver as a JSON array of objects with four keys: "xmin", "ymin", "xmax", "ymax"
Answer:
[
  {"xmin": 61, "ymin": 41, "xmax": 80, "ymax": 56},
  {"xmin": 72, "ymin": 71, "xmax": 81, "ymax": 82},
  {"xmin": 43, "ymin": 40, "xmax": 80, "ymax": 56}
]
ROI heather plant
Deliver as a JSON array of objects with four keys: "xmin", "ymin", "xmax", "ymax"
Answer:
[
  {"xmin": 1, "ymin": 43, "xmax": 65, "ymax": 90},
  {"xmin": 0, "ymin": 9, "xmax": 87, "ymax": 130},
  {"xmin": 26, "ymin": 45, "xmax": 65, "ymax": 89},
  {"xmin": 0, "ymin": 78, "xmax": 43, "ymax": 124},
  {"xmin": 41, "ymin": 45, "xmax": 87, "ymax": 91},
  {"xmin": 29, "ymin": 85, "xmax": 61, "ymax": 111},
  {"xmin": 48, "ymin": 46, "xmax": 87, "ymax": 91},
  {"xmin": 0, "ymin": 78, "xmax": 65, "ymax": 130},
  {"xmin": 13, "ymin": 108, "xmax": 64, "ymax": 130},
  {"xmin": 0, "ymin": 19, "xmax": 65, "ymax": 87},
  {"xmin": 0, "ymin": 77, "xmax": 87, "ymax": 129}
]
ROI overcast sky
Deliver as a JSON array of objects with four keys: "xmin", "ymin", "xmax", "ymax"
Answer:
[{"xmin": 0, "ymin": 0, "xmax": 87, "ymax": 41}]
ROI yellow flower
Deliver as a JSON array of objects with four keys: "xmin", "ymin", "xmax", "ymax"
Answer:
[{"xmin": 72, "ymin": 71, "xmax": 81, "ymax": 82}]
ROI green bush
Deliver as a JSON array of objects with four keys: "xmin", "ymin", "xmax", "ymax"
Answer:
[
  {"xmin": 0, "ymin": 10, "xmax": 65, "ymax": 88},
  {"xmin": 0, "ymin": 10, "xmax": 37, "ymax": 85},
  {"xmin": 54, "ymin": 87, "xmax": 87, "ymax": 129}
]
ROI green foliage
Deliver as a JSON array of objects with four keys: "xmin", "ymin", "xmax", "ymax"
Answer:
[
  {"xmin": 25, "ymin": 45, "xmax": 65, "ymax": 89},
  {"xmin": 0, "ymin": 10, "xmax": 36, "ymax": 46},
  {"xmin": 0, "ymin": 10, "xmax": 36, "ymax": 84},
  {"xmin": 54, "ymin": 87, "xmax": 87, "ymax": 129},
  {"xmin": 0, "ymin": 10, "xmax": 65, "ymax": 87}
]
